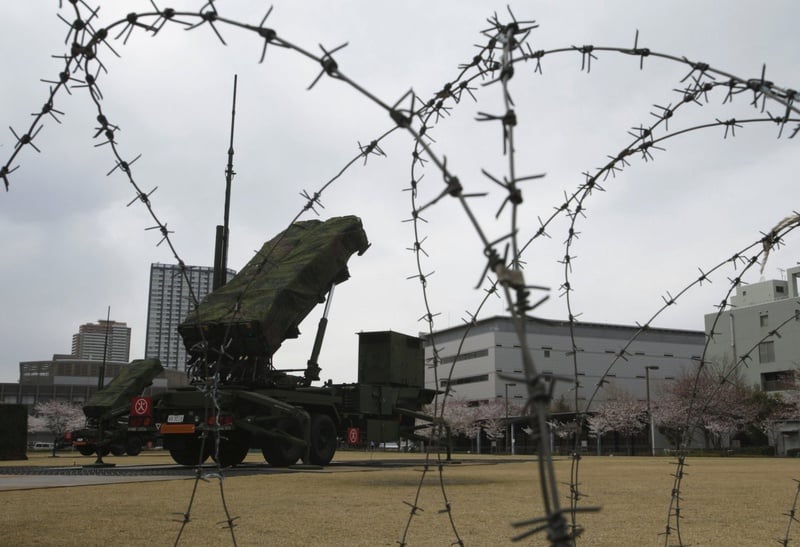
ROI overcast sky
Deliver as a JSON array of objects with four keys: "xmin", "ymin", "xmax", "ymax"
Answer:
[{"xmin": 0, "ymin": 1, "xmax": 798, "ymax": 384}]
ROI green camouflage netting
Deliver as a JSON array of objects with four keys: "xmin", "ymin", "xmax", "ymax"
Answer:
[
  {"xmin": 179, "ymin": 215, "xmax": 369, "ymax": 358},
  {"xmin": 82, "ymin": 359, "xmax": 164, "ymax": 418}
]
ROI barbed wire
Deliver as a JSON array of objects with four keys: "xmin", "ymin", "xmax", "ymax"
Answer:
[
  {"xmin": 399, "ymin": 16, "xmax": 800, "ymax": 546},
  {"xmin": 779, "ymin": 480, "xmax": 800, "ymax": 547},
  {"xmin": 4, "ymin": 2, "xmax": 799, "ymax": 546},
  {"xmin": 549, "ymin": 217, "xmax": 800, "ymax": 540},
  {"xmin": 662, "ymin": 242, "xmax": 800, "ymax": 545},
  {"xmin": 478, "ymin": 36, "xmax": 800, "ymax": 544}
]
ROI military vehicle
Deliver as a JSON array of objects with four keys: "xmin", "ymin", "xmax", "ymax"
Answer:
[
  {"xmin": 132, "ymin": 215, "xmax": 435, "ymax": 467},
  {"xmin": 72, "ymin": 358, "xmax": 164, "ymax": 456}
]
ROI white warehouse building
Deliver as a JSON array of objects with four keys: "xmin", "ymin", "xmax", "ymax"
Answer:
[{"xmin": 423, "ymin": 315, "xmax": 705, "ymax": 411}]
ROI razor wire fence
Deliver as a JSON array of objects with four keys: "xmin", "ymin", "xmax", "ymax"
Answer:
[{"xmin": 2, "ymin": 2, "xmax": 800, "ymax": 546}]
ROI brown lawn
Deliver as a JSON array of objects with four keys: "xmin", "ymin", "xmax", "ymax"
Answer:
[{"xmin": 1, "ymin": 451, "xmax": 798, "ymax": 546}]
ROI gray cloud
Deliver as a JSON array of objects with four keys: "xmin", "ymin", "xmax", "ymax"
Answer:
[{"xmin": 1, "ymin": 1, "xmax": 798, "ymax": 383}]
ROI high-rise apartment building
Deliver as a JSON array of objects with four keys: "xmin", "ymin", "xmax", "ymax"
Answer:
[
  {"xmin": 145, "ymin": 263, "xmax": 235, "ymax": 370},
  {"xmin": 71, "ymin": 320, "xmax": 131, "ymax": 362}
]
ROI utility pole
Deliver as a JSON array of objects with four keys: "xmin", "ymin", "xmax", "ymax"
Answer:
[
  {"xmin": 645, "ymin": 365, "xmax": 659, "ymax": 456},
  {"xmin": 89, "ymin": 306, "xmax": 113, "ymax": 467},
  {"xmin": 505, "ymin": 382, "xmax": 517, "ymax": 455}
]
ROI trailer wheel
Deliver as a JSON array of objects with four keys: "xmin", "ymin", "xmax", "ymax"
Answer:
[
  {"xmin": 110, "ymin": 444, "xmax": 126, "ymax": 456},
  {"xmin": 168, "ymin": 437, "xmax": 209, "ymax": 466},
  {"xmin": 126, "ymin": 436, "xmax": 142, "ymax": 456},
  {"xmin": 306, "ymin": 413, "xmax": 337, "ymax": 466},
  {"xmin": 77, "ymin": 445, "xmax": 95, "ymax": 456},
  {"xmin": 212, "ymin": 434, "xmax": 250, "ymax": 468},
  {"xmin": 262, "ymin": 419, "xmax": 303, "ymax": 467}
]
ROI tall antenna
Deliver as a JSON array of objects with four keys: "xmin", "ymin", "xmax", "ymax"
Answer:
[
  {"xmin": 98, "ymin": 305, "xmax": 111, "ymax": 390},
  {"xmin": 213, "ymin": 74, "xmax": 238, "ymax": 290}
]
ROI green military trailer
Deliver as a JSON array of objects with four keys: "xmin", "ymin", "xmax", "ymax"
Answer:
[
  {"xmin": 138, "ymin": 216, "xmax": 436, "ymax": 467},
  {"xmin": 73, "ymin": 358, "xmax": 163, "ymax": 457}
]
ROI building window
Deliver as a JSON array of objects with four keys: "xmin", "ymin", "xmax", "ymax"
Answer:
[
  {"xmin": 762, "ymin": 371, "xmax": 795, "ymax": 392},
  {"xmin": 543, "ymin": 350, "xmax": 551, "ymax": 358},
  {"xmin": 758, "ymin": 341, "xmax": 775, "ymax": 363},
  {"xmin": 760, "ymin": 314, "xmax": 769, "ymax": 328},
  {"xmin": 439, "ymin": 349, "xmax": 489, "ymax": 365},
  {"xmin": 439, "ymin": 374, "xmax": 490, "ymax": 387},
  {"xmin": 776, "ymin": 285, "xmax": 785, "ymax": 294}
]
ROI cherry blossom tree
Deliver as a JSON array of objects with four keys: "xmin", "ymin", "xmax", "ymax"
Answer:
[
  {"xmin": 418, "ymin": 397, "xmax": 478, "ymax": 451},
  {"xmin": 651, "ymin": 387, "xmax": 699, "ymax": 449},
  {"xmin": 755, "ymin": 389, "xmax": 800, "ymax": 452},
  {"xmin": 442, "ymin": 398, "xmax": 484, "ymax": 451},
  {"xmin": 476, "ymin": 398, "xmax": 508, "ymax": 445},
  {"xmin": 27, "ymin": 400, "xmax": 85, "ymax": 457},
  {"xmin": 422, "ymin": 396, "xmax": 525, "ymax": 453},
  {"xmin": 654, "ymin": 367, "xmax": 760, "ymax": 450},
  {"xmin": 587, "ymin": 391, "xmax": 648, "ymax": 454},
  {"xmin": 547, "ymin": 419, "xmax": 574, "ymax": 441}
]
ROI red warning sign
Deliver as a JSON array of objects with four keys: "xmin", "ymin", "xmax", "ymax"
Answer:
[
  {"xmin": 347, "ymin": 427, "xmax": 360, "ymax": 445},
  {"xmin": 131, "ymin": 396, "xmax": 151, "ymax": 416}
]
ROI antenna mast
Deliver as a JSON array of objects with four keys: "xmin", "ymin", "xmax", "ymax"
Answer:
[
  {"xmin": 97, "ymin": 305, "xmax": 111, "ymax": 390},
  {"xmin": 213, "ymin": 74, "xmax": 238, "ymax": 290}
]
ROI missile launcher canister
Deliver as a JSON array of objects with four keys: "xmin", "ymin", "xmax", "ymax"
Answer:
[
  {"xmin": 82, "ymin": 358, "xmax": 164, "ymax": 420},
  {"xmin": 178, "ymin": 215, "xmax": 369, "ymax": 362}
]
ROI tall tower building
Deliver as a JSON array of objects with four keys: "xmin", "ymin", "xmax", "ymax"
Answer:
[
  {"xmin": 145, "ymin": 263, "xmax": 235, "ymax": 370},
  {"xmin": 71, "ymin": 320, "xmax": 131, "ymax": 362}
]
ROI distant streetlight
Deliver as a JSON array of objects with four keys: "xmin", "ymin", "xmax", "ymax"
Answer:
[
  {"xmin": 645, "ymin": 366, "xmax": 660, "ymax": 456},
  {"xmin": 505, "ymin": 383, "xmax": 517, "ymax": 455}
]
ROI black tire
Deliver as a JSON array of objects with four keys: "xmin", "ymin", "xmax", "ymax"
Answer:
[
  {"xmin": 77, "ymin": 444, "xmax": 95, "ymax": 457},
  {"xmin": 306, "ymin": 413, "xmax": 337, "ymax": 466},
  {"xmin": 211, "ymin": 434, "xmax": 250, "ymax": 468},
  {"xmin": 126, "ymin": 436, "xmax": 142, "ymax": 456},
  {"xmin": 168, "ymin": 437, "xmax": 209, "ymax": 466},
  {"xmin": 110, "ymin": 444, "xmax": 126, "ymax": 456},
  {"xmin": 262, "ymin": 419, "xmax": 304, "ymax": 467}
]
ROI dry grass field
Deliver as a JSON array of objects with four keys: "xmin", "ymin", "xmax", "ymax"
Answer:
[{"xmin": 2, "ymin": 450, "xmax": 798, "ymax": 546}]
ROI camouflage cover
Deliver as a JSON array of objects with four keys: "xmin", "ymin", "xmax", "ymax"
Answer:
[
  {"xmin": 82, "ymin": 359, "xmax": 164, "ymax": 419},
  {"xmin": 179, "ymin": 215, "xmax": 369, "ymax": 358}
]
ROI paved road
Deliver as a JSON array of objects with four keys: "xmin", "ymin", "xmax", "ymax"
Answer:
[
  {"xmin": 0, "ymin": 456, "xmax": 521, "ymax": 491},
  {"xmin": 0, "ymin": 473, "xmax": 189, "ymax": 491}
]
